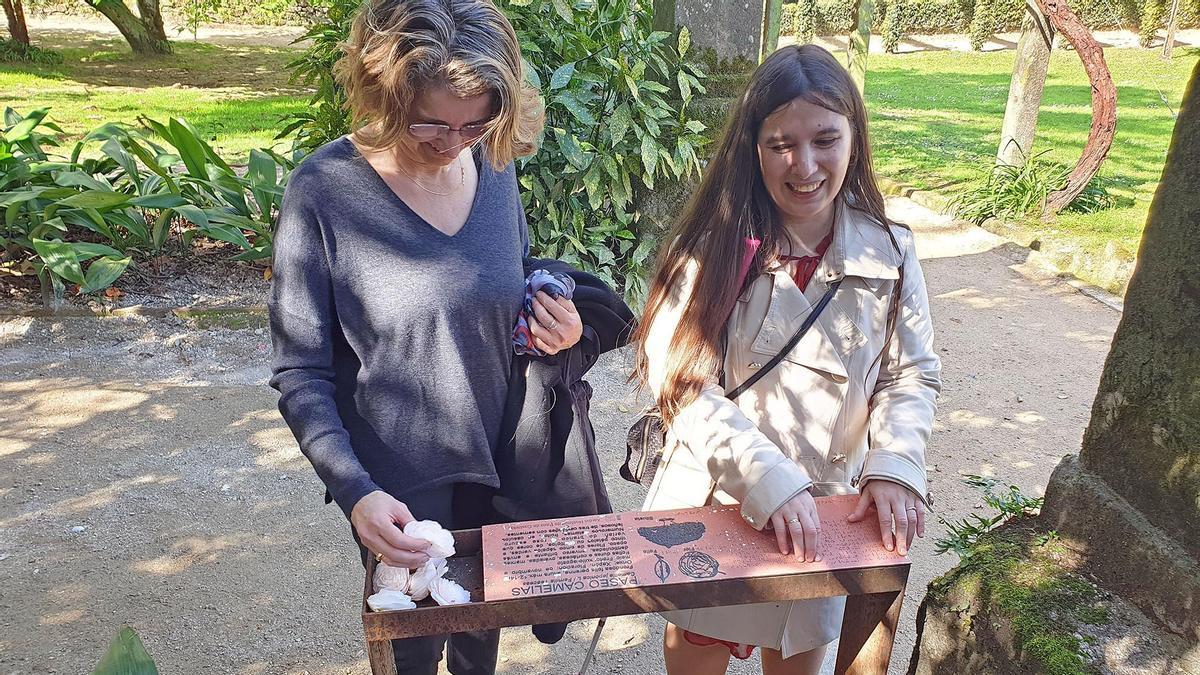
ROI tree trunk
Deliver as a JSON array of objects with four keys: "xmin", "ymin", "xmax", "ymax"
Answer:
[
  {"xmin": 996, "ymin": 2, "xmax": 1053, "ymax": 166},
  {"xmin": 1080, "ymin": 59, "xmax": 1200, "ymax": 559},
  {"xmin": 761, "ymin": 0, "xmax": 785, "ymax": 60},
  {"xmin": 1161, "ymin": 0, "xmax": 1180, "ymax": 59},
  {"xmin": 651, "ymin": 0, "xmax": 675, "ymax": 33},
  {"xmin": 135, "ymin": 0, "xmax": 167, "ymax": 42},
  {"xmin": 848, "ymin": 0, "xmax": 875, "ymax": 93},
  {"xmin": 2, "ymin": 0, "xmax": 30, "ymax": 45},
  {"xmin": 84, "ymin": 0, "xmax": 170, "ymax": 54}
]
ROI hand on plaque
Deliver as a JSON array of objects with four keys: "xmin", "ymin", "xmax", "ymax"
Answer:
[
  {"xmin": 768, "ymin": 489, "xmax": 821, "ymax": 562},
  {"xmin": 847, "ymin": 480, "xmax": 925, "ymax": 556}
]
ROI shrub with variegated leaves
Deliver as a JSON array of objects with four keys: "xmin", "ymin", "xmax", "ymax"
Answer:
[{"xmin": 499, "ymin": 0, "xmax": 710, "ymax": 305}]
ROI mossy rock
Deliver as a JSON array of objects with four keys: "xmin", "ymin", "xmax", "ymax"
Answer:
[
  {"xmin": 704, "ymin": 71, "xmax": 753, "ymax": 99},
  {"xmin": 694, "ymin": 48, "xmax": 758, "ymax": 80},
  {"xmin": 910, "ymin": 518, "xmax": 1111, "ymax": 675},
  {"xmin": 689, "ymin": 97, "xmax": 736, "ymax": 141},
  {"xmin": 634, "ymin": 174, "xmax": 699, "ymax": 236}
]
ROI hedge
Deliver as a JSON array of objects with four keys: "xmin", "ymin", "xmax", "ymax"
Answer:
[
  {"xmin": 28, "ymin": 0, "xmax": 327, "ymax": 26},
  {"xmin": 28, "ymin": 0, "xmax": 1200, "ymax": 41},
  {"xmin": 781, "ymin": 0, "xmax": 1198, "ymax": 45}
]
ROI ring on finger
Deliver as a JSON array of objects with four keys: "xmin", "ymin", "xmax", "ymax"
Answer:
[
  {"xmin": 786, "ymin": 517, "xmax": 801, "ymax": 524},
  {"xmin": 546, "ymin": 320, "xmax": 559, "ymax": 330},
  {"xmin": 906, "ymin": 506, "xmax": 918, "ymax": 513}
]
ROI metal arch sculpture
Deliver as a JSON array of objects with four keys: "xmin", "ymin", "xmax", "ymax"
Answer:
[{"xmin": 1031, "ymin": 0, "xmax": 1118, "ymax": 214}]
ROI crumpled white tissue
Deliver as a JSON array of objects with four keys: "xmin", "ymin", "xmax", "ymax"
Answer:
[
  {"xmin": 429, "ymin": 577, "xmax": 471, "ymax": 606},
  {"xmin": 373, "ymin": 562, "xmax": 411, "ymax": 592},
  {"xmin": 403, "ymin": 520, "xmax": 456, "ymax": 559},
  {"xmin": 407, "ymin": 557, "xmax": 448, "ymax": 602},
  {"xmin": 367, "ymin": 588, "xmax": 417, "ymax": 611}
]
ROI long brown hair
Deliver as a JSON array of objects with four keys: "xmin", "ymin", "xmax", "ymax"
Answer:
[{"xmin": 632, "ymin": 44, "xmax": 892, "ymax": 422}]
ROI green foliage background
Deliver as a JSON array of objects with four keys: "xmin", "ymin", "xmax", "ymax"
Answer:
[
  {"xmin": 499, "ymin": 0, "xmax": 709, "ymax": 302},
  {"xmin": 1, "ymin": 107, "xmax": 290, "ymax": 302},
  {"xmin": 7, "ymin": 0, "xmax": 711, "ymax": 304}
]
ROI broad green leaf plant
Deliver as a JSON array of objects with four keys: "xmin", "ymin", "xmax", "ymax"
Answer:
[
  {"xmin": 278, "ymin": 0, "xmax": 354, "ymax": 155},
  {"xmin": 1, "ymin": 107, "xmax": 294, "ymax": 304},
  {"xmin": 93, "ymin": 626, "xmax": 159, "ymax": 675}
]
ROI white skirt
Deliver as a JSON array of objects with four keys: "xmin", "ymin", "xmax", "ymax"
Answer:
[{"xmin": 661, "ymin": 596, "xmax": 843, "ymax": 659}]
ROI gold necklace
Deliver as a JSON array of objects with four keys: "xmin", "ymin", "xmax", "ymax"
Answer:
[{"xmin": 395, "ymin": 153, "xmax": 466, "ymax": 196}]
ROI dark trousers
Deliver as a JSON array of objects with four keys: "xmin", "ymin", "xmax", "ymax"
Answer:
[{"xmin": 354, "ymin": 483, "xmax": 501, "ymax": 675}]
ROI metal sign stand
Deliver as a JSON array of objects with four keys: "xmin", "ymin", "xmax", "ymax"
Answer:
[{"xmin": 362, "ymin": 529, "xmax": 908, "ymax": 675}]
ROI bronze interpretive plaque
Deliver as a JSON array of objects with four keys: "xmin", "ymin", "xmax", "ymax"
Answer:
[{"xmin": 481, "ymin": 494, "xmax": 907, "ymax": 601}]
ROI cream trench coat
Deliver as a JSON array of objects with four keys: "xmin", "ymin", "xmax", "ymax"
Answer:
[{"xmin": 641, "ymin": 202, "xmax": 941, "ymax": 657}]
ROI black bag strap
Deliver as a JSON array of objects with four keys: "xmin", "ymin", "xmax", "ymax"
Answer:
[{"xmin": 724, "ymin": 278, "xmax": 842, "ymax": 401}]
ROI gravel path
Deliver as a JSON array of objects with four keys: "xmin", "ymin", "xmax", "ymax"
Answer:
[{"xmin": 0, "ymin": 197, "xmax": 1121, "ymax": 674}]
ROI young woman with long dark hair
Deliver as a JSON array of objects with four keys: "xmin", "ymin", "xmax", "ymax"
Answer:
[{"xmin": 633, "ymin": 45, "xmax": 941, "ymax": 675}]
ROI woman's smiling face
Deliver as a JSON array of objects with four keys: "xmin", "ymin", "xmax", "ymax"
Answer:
[{"xmin": 756, "ymin": 97, "xmax": 853, "ymax": 233}]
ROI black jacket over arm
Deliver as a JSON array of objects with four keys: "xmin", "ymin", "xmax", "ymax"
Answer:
[{"xmin": 492, "ymin": 259, "xmax": 636, "ymax": 523}]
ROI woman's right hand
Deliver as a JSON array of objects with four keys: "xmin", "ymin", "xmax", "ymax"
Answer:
[
  {"xmin": 350, "ymin": 490, "xmax": 432, "ymax": 568},
  {"xmin": 768, "ymin": 489, "xmax": 822, "ymax": 562}
]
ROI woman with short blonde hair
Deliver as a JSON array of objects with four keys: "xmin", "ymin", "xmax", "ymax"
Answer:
[
  {"xmin": 335, "ymin": 0, "xmax": 543, "ymax": 168},
  {"xmin": 269, "ymin": 2, "xmax": 579, "ymax": 673}
]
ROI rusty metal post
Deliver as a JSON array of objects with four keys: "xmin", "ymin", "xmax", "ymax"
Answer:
[{"xmin": 835, "ymin": 580, "xmax": 907, "ymax": 674}]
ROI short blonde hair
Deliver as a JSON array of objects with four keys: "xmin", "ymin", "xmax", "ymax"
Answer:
[{"xmin": 335, "ymin": 0, "xmax": 544, "ymax": 170}]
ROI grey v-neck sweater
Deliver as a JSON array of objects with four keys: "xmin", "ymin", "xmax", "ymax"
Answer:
[{"xmin": 269, "ymin": 137, "xmax": 528, "ymax": 516}]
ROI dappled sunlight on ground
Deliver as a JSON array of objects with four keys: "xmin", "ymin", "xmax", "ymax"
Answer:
[
  {"xmin": 133, "ymin": 534, "xmax": 258, "ymax": 576},
  {"xmin": 946, "ymin": 409, "xmax": 999, "ymax": 429},
  {"xmin": 592, "ymin": 614, "xmax": 653, "ymax": 651},
  {"xmin": 1, "ymin": 473, "xmax": 180, "ymax": 530},
  {"xmin": 1063, "ymin": 329, "xmax": 1116, "ymax": 345},
  {"xmin": 496, "ymin": 628, "xmax": 552, "ymax": 670},
  {"xmin": 0, "ymin": 379, "xmax": 148, "ymax": 429},
  {"xmin": 0, "ymin": 317, "xmax": 34, "ymax": 347},
  {"xmin": 38, "ymin": 608, "xmax": 87, "ymax": 626},
  {"xmin": 0, "ymin": 437, "xmax": 32, "ymax": 457},
  {"xmin": 249, "ymin": 427, "xmax": 308, "ymax": 469},
  {"xmin": 934, "ymin": 286, "xmax": 1023, "ymax": 310}
]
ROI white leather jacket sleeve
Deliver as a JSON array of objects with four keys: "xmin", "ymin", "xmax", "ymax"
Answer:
[
  {"xmin": 644, "ymin": 261, "xmax": 813, "ymax": 530},
  {"xmin": 861, "ymin": 232, "xmax": 942, "ymax": 502}
]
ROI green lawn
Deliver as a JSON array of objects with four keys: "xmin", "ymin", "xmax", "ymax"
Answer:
[
  {"xmin": 0, "ymin": 32, "xmax": 310, "ymax": 158},
  {"xmin": 864, "ymin": 48, "xmax": 1197, "ymax": 291}
]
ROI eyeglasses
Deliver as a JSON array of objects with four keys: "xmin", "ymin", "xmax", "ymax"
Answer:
[{"xmin": 407, "ymin": 121, "xmax": 492, "ymax": 142}]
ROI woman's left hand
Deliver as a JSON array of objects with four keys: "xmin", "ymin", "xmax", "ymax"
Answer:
[
  {"xmin": 847, "ymin": 480, "xmax": 925, "ymax": 555},
  {"xmin": 529, "ymin": 291, "xmax": 583, "ymax": 355}
]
